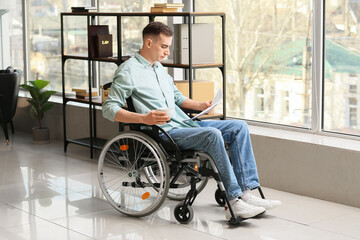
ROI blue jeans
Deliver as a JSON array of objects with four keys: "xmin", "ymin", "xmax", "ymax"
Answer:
[{"xmin": 164, "ymin": 120, "xmax": 260, "ymax": 200}]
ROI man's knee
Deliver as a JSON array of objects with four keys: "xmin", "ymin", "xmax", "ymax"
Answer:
[
  {"xmin": 202, "ymin": 127, "xmax": 224, "ymax": 144},
  {"xmin": 226, "ymin": 120, "xmax": 249, "ymax": 132}
]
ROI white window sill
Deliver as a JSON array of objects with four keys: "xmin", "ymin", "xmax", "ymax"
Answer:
[{"xmin": 248, "ymin": 124, "xmax": 360, "ymax": 153}]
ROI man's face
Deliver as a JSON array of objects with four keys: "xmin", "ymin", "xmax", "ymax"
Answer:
[{"xmin": 149, "ymin": 33, "xmax": 172, "ymax": 63}]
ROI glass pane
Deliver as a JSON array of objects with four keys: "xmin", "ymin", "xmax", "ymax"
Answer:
[
  {"xmin": 0, "ymin": 0, "xmax": 23, "ymax": 77},
  {"xmin": 196, "ymin": 0, "xmax": 313, "ymax": 128},
  {"xmin": 27, "ymin": 0, "xmax": 88, "ymax": 91},
  {"xmin": 324, "ymin": 0, "xmax": 360, "ymax": 135}
]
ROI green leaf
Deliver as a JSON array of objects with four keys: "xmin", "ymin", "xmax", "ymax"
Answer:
[
  {"xmin": 41, "ymin": 103, "xmax": 55, "ymax": 114},
  {"xmin": 31, "ymin": 79, "xmax": 51, "ymax": 90},
  {"xmin": 29, "ymin": 106, "xmax": 38, "ymax": 120},
  {"xmin": 26, "ymin": 99, "xmax": 37, "ymax": 107},
  {"xmin": 39, "ymin": 90, "xmax": 57, "ymax": 106},
  {"xmin": 20, "ymin": 84, "xmax": 34, "ymax": 91}
]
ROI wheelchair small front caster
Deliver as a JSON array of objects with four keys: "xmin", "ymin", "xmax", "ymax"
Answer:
[
  {"xmin": 174, "ymin": 203, "xmax": 194, "ymax": 224},
  {"xmin": 215, "ymin": 188, "xmax": 226, "ymax": 206}
]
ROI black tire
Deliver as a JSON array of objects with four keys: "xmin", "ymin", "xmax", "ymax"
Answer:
[
  {"xmin": 215, "ymin": 188, "xmax": 226, "ymax": 206},
  {"xmin": 174, "ymin": 203, "xmax": 194, "ymax": 224}
]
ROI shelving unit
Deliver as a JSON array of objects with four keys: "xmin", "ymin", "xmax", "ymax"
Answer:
[{"xmin": 60, "ymin": 11, "xmax": 226, "ymax": 158}]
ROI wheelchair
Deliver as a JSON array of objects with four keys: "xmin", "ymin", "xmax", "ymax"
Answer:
[{"xmin": 97, "ymin": 99, "xmax": 266, "ymax": 225}]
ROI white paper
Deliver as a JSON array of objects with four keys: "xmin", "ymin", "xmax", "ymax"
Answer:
[{"xmin": 183, "ymin": 89, "xmax": 223, "ymax": 122}]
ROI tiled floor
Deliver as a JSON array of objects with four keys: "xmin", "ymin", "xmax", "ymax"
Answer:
[{"xmin": 0, "ymin": 132, "xmax": 359, "ymax": 240}]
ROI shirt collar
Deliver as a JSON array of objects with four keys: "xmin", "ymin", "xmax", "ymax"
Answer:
[{"xmin": 135, "ymin": 52, "xmax": 160, "ymax": 68}]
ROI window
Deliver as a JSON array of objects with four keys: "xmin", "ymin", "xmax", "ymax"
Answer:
[
  {"xmin": 0, "ymin": 0, "xmax": 23, "ymax": 74},
  {"xmin": 349, "ymin": 84, "xmax": 357, "ymax": 94},
  {"xmin": 324, "ymin": 0, "xmax": 360, "ymax": 135},
  {"xmin": 27, "ymin": 0, "xmax": 91, "ymax": 91},
  {"xmin": 196, "ymin": 0, "xmax": 313, "ymax": 128},
  {"xmin": 348, "ymin": 98, "xmax": 358, "ymax": 127}
]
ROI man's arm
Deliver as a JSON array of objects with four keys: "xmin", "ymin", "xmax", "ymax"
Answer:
[
  {"xmin": 113, "ymin": 108, "xmax": 170, "ymax": 125},
  {"xmin": 181, "ymin": 98, "xmax": 212, "ymax": 111}
]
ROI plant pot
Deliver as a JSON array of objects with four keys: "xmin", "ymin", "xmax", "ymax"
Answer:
[{"xmin": 32, "ymin": 127, "xmax": 50, "ymax": 144}]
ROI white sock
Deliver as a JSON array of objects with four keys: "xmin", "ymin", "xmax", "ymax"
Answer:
[{"xmin": 240, "ymin": 190, "xmax": 251, "ymax": 202}]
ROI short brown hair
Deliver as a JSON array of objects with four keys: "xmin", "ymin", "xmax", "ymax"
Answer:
[{"xmin": 142, "ymin": 22, "xmax": 173, "ymax": 39}]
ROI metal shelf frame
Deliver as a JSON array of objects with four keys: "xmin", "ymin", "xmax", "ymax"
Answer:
[{"xmin": 60, "ymin": 11, "xmax": 226, "ymax": 158}]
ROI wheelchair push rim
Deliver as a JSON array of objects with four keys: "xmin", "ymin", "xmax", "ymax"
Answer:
[{"xmin": 98, "ymin": 131, "xmax": 170, "ymax": 217}]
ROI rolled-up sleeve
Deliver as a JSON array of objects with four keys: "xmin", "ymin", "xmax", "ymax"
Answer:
[
  {"xmin": 170, "ymin": 75, "xmax": 187, "ymax": 107},
  {"xmin": 102, "ymin": 66, "xmax": 134, "ymax": 122}
]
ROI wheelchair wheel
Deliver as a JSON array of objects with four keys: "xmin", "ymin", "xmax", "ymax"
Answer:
[
  {"xmin": 174, "ymin": 203, "xmax": 194, "ymax": 224},
  {"xmin": 98, "ymin": 131, "xmax": 170, "ymax": 217},
  {"xmin": 215, "ymin": 188, "xmax": 226, "ymax": 206}
]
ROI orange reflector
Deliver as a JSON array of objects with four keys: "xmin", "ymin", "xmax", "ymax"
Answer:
[
  {"xmin": 142, "ymin": 192, "xmax": 150, "ymax": 200},
  {"xmin": 120, "ymin": 145, "xmax": 129, "ymax": 151},
  {"xmin": 194, "ymin": 163, "xmax": 198, "ymax": 171}
]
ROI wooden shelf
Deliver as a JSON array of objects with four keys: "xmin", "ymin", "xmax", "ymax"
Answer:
[
  {"xmin": 65, "ymin": 96, "xmax": 103, "ymax": 106},
  {"xmin": 61, "ymin": 12, "xmax": 225, "ymax": 17},
  {"xmin": 63, "ymin": 55, "xmax": 223, "ymax": 69}
]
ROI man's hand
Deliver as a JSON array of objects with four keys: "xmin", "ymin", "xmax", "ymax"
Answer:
[
  {"xmin": 200, "ymin": 100, "xmax": 212, "ymax": 111},
  {"xmin": 143, "ymin": 110, "xmax": 170, "ymax": 125}
]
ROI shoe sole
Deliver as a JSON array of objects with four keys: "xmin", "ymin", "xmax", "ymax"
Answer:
[{"xmin": 225, "ymin": 209, "xmax": 266, "ymax": 220}]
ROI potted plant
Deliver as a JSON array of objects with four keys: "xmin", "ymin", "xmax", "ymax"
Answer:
[{"xmin": 21, "ymin": 79, "xmax": 56, "ymax": 144}]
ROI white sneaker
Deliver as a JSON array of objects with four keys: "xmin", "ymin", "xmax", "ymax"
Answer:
[
  {"xmin": 225, "ymin": 199, "xmax": 266, "ymax": 220},
  {"xmin": 244, "ymin": 194, "xmax": 282, "ymax": 210}
]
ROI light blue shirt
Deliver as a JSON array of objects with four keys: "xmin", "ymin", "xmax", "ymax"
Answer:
[{"xmin": 102, "ymin": 52, "xmax": 200, "ymax": 131}]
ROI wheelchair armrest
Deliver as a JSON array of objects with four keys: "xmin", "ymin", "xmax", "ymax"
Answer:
[{"xmin": 181, "ymin": 108, "xmax": 201, "ymax": 114}]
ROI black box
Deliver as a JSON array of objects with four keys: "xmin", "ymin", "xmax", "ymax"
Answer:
[
  {"xmin": 88, "ymin": 25, "xmax": 109, "ymax": 58},
  {"xmin": 96, "ymin": 34, "xmax": 113, "ymax": 58}
]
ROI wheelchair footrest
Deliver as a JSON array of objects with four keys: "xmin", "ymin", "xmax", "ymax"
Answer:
[{"xmin": 228, "ymin": 216, "xmax": 244, "ymax": 225}]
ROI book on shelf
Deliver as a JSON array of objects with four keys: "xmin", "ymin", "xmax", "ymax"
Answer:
[
  {"xmin": 172, "ymin": 23, "xmax": 214, "ymax": 64},
  {"xmin": 150, "ymin": 7, "xmax": 179, "ymax": 13},
  {"xmin": 75, "ymin": 92, "xmax": 99, "ymax": 99},
  {"xmin": 88, "ymin": 25, "xmax": 109, "ymax": 58},
  {"xmin": 72, "ymin": 87, "xmax": 98, "ymax": 98},
  {"xmin": 153, "ymin": 3, "xmax": 184, "ymax": 8},
  {"xmin": 71, "ymin": 6, "xmax": 97, "ymax": 12}
]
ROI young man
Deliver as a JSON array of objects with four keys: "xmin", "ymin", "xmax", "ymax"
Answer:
[{"xmin": 102, "ymin": 21, "xmax": 281, "ymax": 220}]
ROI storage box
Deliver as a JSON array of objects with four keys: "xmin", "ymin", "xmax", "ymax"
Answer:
[
  {"xmin": 88, "ymin": 25, "xmax": 109, "ymax": 58},
  {"xmin": 101, "ymin": 85, "xmax": 110, "ymax": 103},
  {"xmin": 174, "ymin": 80, "xmax": 214, "ymax": 102},
  {"xmin": 172, "ymin": 24, "xmax": 214, "ymax": 64}
]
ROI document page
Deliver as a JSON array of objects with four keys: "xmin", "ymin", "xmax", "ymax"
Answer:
[{"xmin": 183, "ymin": 89, "xmax": 223, "ymax": 122}]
